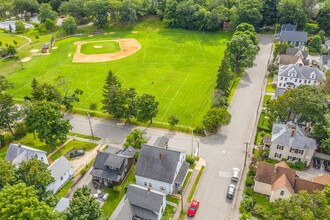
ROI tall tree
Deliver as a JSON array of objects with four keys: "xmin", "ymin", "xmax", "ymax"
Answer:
[
  {"xmin": 13, "ymin": 0, "xmax": 39, "ymax": 14},
  {"xmin": 226, "ymin": 34, "xmax": 258, "ymax": 75},
  {"xmin": 136, "ymin": 93, "xmax": 159, "ymax": 124},
  {"xmin": 0, "ymin": 160, "xmax": 17, "ymax": 189},
  {"xmin": 308, "ymin": 35, "xmax": 322, "ymax": 52},
  {"xmin": 102, "ymin": 70, "xmax": 122, "ymax": 116},
  {"xmin": 112, "ymin": 87, "xmax": 137, "ymax": 120},
  {"xmin": 216, "ymin": 55, "xmax": 233, "ymax": 96},
  {"xmin": 38, "ymin": 3, "xmax": 57, "ymax": 23},
  {"xmin": 301, "ymin": 0, "xmax": 318, "ymax": 19},
  {"xmin": 31, "ymin": 81, "xmax": 62, "ymax": 103},
  {"xmin": 59, "ymin": 0, "xmax": 88, "ymax": 21},
  {"xmin": 61, "ymin": 89, "xmax": 83, "ymax": 111},
  {"xmin": 124, "ymin": 129, "xmax": 147, "ymax": 149},
  {"xmin": 202, "ymin": 107, "xmax": 231, "ymax": 133},
  {"xmin": 24, "ymin": 101, "xmax": 72, "ymax": 146},
  {"xmin": 278, "ymin": 0, "xmax": 308, "ymax": 28},
  {"xmin": 261, "ymin": 0, "xmax": 279, "ymax": 26},
  {"xmin": 0, "ymin": 75, "xmax": 14, "ymax": 92},
  {"xmin": 236, "ymin": 0, "xmax": 263, "ymax": 27},
  {"xmin": 62, "ymin": 16, "xmax": 77, "ymax": 34},
  {"xmin": 0, "ymin": 93, "xmax": 20, "ymax": 136},
  {"xmin": 84, "ymin": 0, "xmax": 111, "ymax": 28},
  {"xmin": 65, "ymin": 186, "xmax": 104, "ymax": 220},
  {"xmin": 0, "ymin": 183, "xmax": 57, "ymax": 220},
  {"xmin": 316, "ymin": 3, "xmax": 330, "ymax": 33},
  {"xmin": 168, "ymin": 114, "xmax": 179, "ymax": 128}
]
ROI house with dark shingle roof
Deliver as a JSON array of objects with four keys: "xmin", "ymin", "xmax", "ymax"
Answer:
[
  {"xmin": 281, "ymin": 24, "xmax": 297, "ymax": 32},
  {"xmin": 116, "ymin": 184, "xmax": 166, "ymax": 220},
  {"xmin": 286, "ymin": 48, "xmax": 308, "ymax": 59},
  {"xmin": 90, "ymin": 146, "xmax": 135, "ymax": 187},
  {"xmin": 135, "ymin": 144, "xmax": 189, "ymax": 195},
  {"xmin": 268, "ymin": 123, "xmax": 317, "ymax": 166},
  {"xmin": 278, "ymin": 55, "xmax": 308, "ymax": 66},
  {"xmin": 275, "ymin": 64, "xmax": 326, "ymax": 97},
  {"xmin": 320, "ymin": 55, "xmax": 330, "ymax": 72},
  {"xmin": 47, "ymin": 156, "xmax": 73, "ymax": 193},
  {"xmin": 5, "ymin": 143, "xmax": 48, "ymax": 166},
  {"xmin": 279, "ymin": 31, "xmax": 307, "ymax": 47},
  {"xmin": 254, "ymin": 161, "xmax": 330, "ymax": 202}
]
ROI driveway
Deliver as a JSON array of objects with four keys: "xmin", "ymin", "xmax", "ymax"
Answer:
[
  {"xmin": 65, "ymin": 34, "xmax": 273, "ymax": 220},
  {"xmin": 70, "ymin": 144, "xmax": 103, "ymax": 174}
]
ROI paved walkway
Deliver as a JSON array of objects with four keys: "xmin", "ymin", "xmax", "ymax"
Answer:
[{"xmin": 67, "ymin": 135, "xmax": 102, "ymax": 145}]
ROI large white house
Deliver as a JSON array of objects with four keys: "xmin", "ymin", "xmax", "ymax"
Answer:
[
  {"xmin": 47, "ymin": 156, "xmax": 73, "ymax": 193},
  {"xmin": 135, "ymin": 144, "xmax": 189, "ymax": 195},
  {"xmin": 5, "ymin": 143, "xmax": 48, "ymax": 166},
  {"xmin": 268, "ymin": 123, "xmax": 317, "ymax": 166},
  {"xmin": 275, "ymin": 64, "xmax": 326, "ymax": 97}
]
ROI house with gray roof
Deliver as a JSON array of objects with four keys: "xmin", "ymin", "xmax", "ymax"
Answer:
[
  {"xmin": 47, "ymin": 156, "xmax": 73, "ymax": 193},
  {"xmin": 116, "ymin": 184, "xmax": 166, "ymax": 220},
  {"xmin": 268, "ymin": 123, "xmax": 317, "ymax": 166},
  {"xmin": 275, "ymin": 64, "xmax": 326, "ymax": 97},
  {"xmin": 54, "ymin": 197, "xmax": 70, "ymax": 212},
  {"xmin": 5, "ymin": 143, "xmax": 48, "ymax": 166},
  {"xmin": 286, "ymin": 48, "xmax": 308, "ymax": 59},
  {"xmin": 320, "ymin": 55, "xmax": 330, "ymax": 72},
  {"xmin": 281, "ymin": 24, "xmax": 297, "ymax": 32},
  {"xmin": 135, "ymin": 144, "xmax": 189, "ymax": 195},
  {"xmin": 279, "ymin": 31, "xmax": 307, "ymax": 47},
  {"xmin": 90, "ymin": 146, "xmax": 135, "ymax": 187}
]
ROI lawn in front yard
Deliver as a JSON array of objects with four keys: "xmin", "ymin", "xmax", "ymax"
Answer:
[
  {"xmin": 102, "ymin": 166, "xmax": 136, "ymax": 217},
  {"xmin": 262, "ymin": 95, "xmax": 271, "ymax": 107},
  {"xmin": 166, "ymin": 195, "xmax": 180, "ymax": 205},
  {"xmin": 266, "ymin": 77, "xmax": 276, "ymax": 93},
  {"xmin": 56, "ymin": 180, "xmax": 74, "ymax": 199},
  {"xmin": 161, "ymin": 205, "xmax": 176, "ymax": 220}
]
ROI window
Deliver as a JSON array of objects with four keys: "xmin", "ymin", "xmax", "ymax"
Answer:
[
  {"xmin": 144, "ymin": 182, "xmax": 147, "ymax": 186},
  {"xmin": 274, "ymin": 153, "xmax": 282, "ymax": 159},
  {"xmin": 304, "ymin": 80, "xmax": 307, "ymax": 83},
  {"xmin": 160, "ymin": 186, "xmax": 165, "ymax": 191},
  {"xmin": 276, "ymin": 145, "xmax": 284, "ymax": 150},
  {"xmin": 279, "ymin": 83, "xmax": 282, "ymax": 87},
  {"xmin": 41, "ymin": 157, "xmax": 44, "ymax": 161},
  {"xmin": 295, "ymin": 79, "xmax": 297, "ymax": 82},
  {"xmin": 149, "ymin": 183, "xmax": 152, "ymax": 187},
  {"xmin": 299, "ymin": 80, "xmax": 302, "ymax": 83},
  {"xmin": 285, "ymin": 78, "xmax": 287, "ymax": 81},
  {"xmin": 280, "ymin": 190, "xmax": 285, "ymax": 196},
  {"xmin": 281, "ymin": 77, "xmax": 283, "ymax": 80},
  {"xmin": 308, "ymin": 80, "xmax": 311, "ymax": 84}
]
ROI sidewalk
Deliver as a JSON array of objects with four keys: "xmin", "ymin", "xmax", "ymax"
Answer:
[{"xmin": 67, "ymin": 135, "xmax": 102, "ymax": 145}]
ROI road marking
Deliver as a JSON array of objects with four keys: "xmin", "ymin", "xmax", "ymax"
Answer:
[{"xmin": 218, "ymin": 171, "xmax": 231, "ymax": 178}]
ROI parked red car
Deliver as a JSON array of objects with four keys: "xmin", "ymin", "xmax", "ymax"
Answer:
[{"xmin": 187, "ymin": 199, "xmax": 200, "ymax": 217}]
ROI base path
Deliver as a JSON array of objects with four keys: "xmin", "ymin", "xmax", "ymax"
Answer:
[{"xmin": 72, "ymin": 38, "xmax": 141, "ymax": 63}]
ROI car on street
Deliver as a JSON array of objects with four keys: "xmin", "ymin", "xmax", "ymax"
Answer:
[
  {"xmin": 70, "ymin": 149, "xmax": 85, "ymax": 158},
  {"xmin": 187, "ymin": 199, "xmax": 200, "ymax": 217},
  {"xmin": 231, "ymin": 168, "xmax": 240, "ymax": 182},
  {"xmin": 227, "ymin": 184, "xmax": 236, "ymax": 199}
]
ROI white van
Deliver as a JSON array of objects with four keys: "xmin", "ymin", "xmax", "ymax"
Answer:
[{"xmin": 231, "ymin": 168, "xmax": 240, "ymax": 182}]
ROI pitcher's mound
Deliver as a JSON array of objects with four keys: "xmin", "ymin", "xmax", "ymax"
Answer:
[
  {"xmin": 73, "ymin": 38, "xmax": 141, "ymax": 63},
  {"xmin": 93, "ymin": 45, "xmax": 103, "ymax": 49}
]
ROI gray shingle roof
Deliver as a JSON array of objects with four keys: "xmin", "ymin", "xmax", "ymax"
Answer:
[
  {"xmin": 281, "ymin": 24, "xmax": 297, "ymax": 32},
  {"xmin": 175, "ymin": 161, "xmax": 189, "ymax": 185},
  {"xmin": 119, "ymin": 146, "xmax": 136, "ymax": 157},
  {"xmin": 322, "ymin": 55, "xmax": 330, "ymax": 64},
  {"xmin": 286, "ymin": 48, "xmax": 308, "ymax": 58},
  {"xmin": 279, "ymin": 31, "xmax": 307, "ymax": 43},
  {"xmin": 48, "ymin": 156, "xmax": 72, "ymax": 181},
  {"xmin": 278, "ymin": 64, "xmax": 326, "ymax": 81},
  {"xmin": 54, "ymin": 198, "xmax": 70, "ymax": 212},
  {"xmin": 116, "ymin": 200, "xmax": 158, "ymax": 220},
  {"xmin": 275, "ymin": 87, "xmax": 286, "ymax": 97},
  {"xmin": 5, "ymin": 143, "xmax": 47, "ymax": 163},
  {"xmin": 135, "ymin": 144, "xmax": 183, "ymax": 183},
  {"xmin": 271, "ymin": 123, "xmax": 317, "ymax": 150},
  {"xmin": 104, "ymin": 154, "xmax": 125, "ymax": 169}
]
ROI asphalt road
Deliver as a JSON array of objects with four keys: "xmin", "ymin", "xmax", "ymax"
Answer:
[{"xmin": 65, "ymin": 34, "xmax": 273, "ymax": 220}]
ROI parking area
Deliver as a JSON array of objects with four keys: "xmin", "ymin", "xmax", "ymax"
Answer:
[{"xmin": 296, "ymin": 158, "xmax": 330, "ymax": 180}]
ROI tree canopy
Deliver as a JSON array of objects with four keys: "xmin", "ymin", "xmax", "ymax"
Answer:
[
  {"xmin": 124, "ymin": 129, "xmax": 147, "ymax": 149},
  {"xmin": 202, "ymin": 107, "xmax": 231, "ymax": 133}
]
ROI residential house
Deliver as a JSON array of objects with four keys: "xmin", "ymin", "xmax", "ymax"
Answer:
[
  {"xmin": 286, "ymin": 48, "xmax": 308, "ymax": 59},
  {"xmin": 320, "ymin": 55, "xmax": 330, "ymax": 72},
  {"xmin": 321, "ymin": 40, "xmax": 330, "ymax": 53},
  {"xmin": 116, "ymin": 184, "xmax": 166, "ymax": 220},
  {"xmin": 90, "ymin": 146, "xmax": 136, "ymax": 187},
  {"xmin": 275, "ymin": 64, "xmax": 326, "ymax": 97},
  {"xmin": 47, "ymin": 156, "xmax": 73, "ymax": 193},
  {"xmin": 281, "ymin": 24, "xmax": 297, "ymax": 32},
  {"xmin": 279, "ymin": 31, "xmax": 307, "ymax": 47},
  {"xmin": 278, "ymin": 55, "xmax": 308, "ymax": 67},
  {"xmin": 135, "ymin": 144, "xmax": 189, "ymax": 195},
  {"xmin": 254, "ymin": 161, "xmax": 329, "ymax": 202},
  {"xmin": 268, "ymin": 123, "xmax": 317, "ymax": 166},
  {"xmin": 54, "ymin": 197, "xmax": 70, "ymax": 212},
  {"xmin": 5, "ymin": 143, "xmax": 48, "ymax": 166}
]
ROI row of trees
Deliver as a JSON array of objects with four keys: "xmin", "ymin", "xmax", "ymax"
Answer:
[
  {"xmin": 102, "ymin": 71, "xmax": 159, "ymax": 125},
  {"xmin": 0, "ymin": 158, "xmax": 105, "ymax": 219}
]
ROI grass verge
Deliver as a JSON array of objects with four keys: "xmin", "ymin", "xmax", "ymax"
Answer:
[
  {"xmin": 161, "ymin": 205, "xmax": 176, "ymax": 220},
  {"xmin": 55, "ymin": 180, "xmax": 74, "ymax": 199},
  {"xmin": 68, "ymin": 132, "xmax": 102, "ymax": 141},
  {"xmin": 182, "ymin": 171, "xmax": 192, "ymax": 191},
  {"xmin": 166, "ymin": 195, "xmax": 180, "ymax": 205},
  {"xmin": 228, "ymin": 75, "xmax": 242, "ymax": 103},
  {"xmin": 187, "ymin": 166, "xmax": 205, "ymax": 202}
]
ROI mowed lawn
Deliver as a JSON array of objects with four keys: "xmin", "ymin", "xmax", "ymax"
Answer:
[
  {"xmin": 0, "ymin": 33, "xmax": 28, "ymax": 48},
  {"xmin": 80, "ymin": 41, "xmax": 120, "ymax": 54},
  {"xmin": 3, "ymin": 18, "xmax": 231, "ymax": 127}
]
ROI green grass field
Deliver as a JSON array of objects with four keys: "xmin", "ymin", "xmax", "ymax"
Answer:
[
  {"xmin": 80, "ymin": 41, "xmax": 120, "ymax": 54},
  {"xmin": 1, "ymin": 17, "xmax": 231, "ymax": 127},
  {"xmin": 0, "ymin": 33, "xmax": 28, "ymax": 48}
]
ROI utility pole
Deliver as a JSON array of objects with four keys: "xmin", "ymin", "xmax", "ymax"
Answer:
[
  {"xmin": 87, "ymin": 113, "xmax": 95, "ymax": 140},
  {"xmin": 244, "ymin": 142, "xmax": 249, "ymax": 167},
  {"xmin": 197, "ymin": 141, "xmax": 200, "ymax": 158},
  {"xmin": 191, "ymin": 129, "xmax": 194, "ymax": 156}
]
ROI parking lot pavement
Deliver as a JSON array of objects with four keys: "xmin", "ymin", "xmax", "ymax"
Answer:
[{"xmin": 297, "ymin": 164, "xmax": 330, "ymax": 180}]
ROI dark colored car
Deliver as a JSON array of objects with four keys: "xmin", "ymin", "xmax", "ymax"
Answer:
[
  {"xmin": 70, "ymin": 149, "xmax": 85, "ymax": 158},
  {"xmin": 313, "ymin": 157, "xmax": 321, "ymax": 169},
  {"xmin": 187, "ymin": 200, "xmax": 200, "ymax": 217},
  {"xmin": 227, "ymin": 184, "xmax": 236, "ymax": 199},
  {"xmin": 324, "ymin": 161, "xmax": 330, "ymax": 172}
]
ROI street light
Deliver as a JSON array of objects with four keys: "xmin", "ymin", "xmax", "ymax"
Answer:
[{"xmin": 87, "ymin": 113, "xmax": 95, "ymax": 140}]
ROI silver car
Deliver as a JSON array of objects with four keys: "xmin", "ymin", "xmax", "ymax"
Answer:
[{"xmin": 231, "ymin": 168, "xmax": 240, "ymax": 182}]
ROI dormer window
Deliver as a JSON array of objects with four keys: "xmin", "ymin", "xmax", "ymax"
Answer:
[
  {"xmin": 288, "ymin": 69, "xmax": 297, "ymax": 77},
  {"xmin": 310, "ymin": 72, "xmax": 316, "ymax": 79}
]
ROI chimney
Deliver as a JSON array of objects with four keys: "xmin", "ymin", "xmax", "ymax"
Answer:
[
  {"xmin": 159, "ymin": 152, "xmax": 163, "ymax": 160},
  {"xmin": 291, "ymin": 129, "xmax": 295, "ymax": 137}
]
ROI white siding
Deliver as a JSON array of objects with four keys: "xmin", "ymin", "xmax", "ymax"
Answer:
[
  {"xmin": 270, "ymin": 187, "xmax": 293, "ymax": 202},
  {"xmin": 135, "ymin": 175, "xmax": 174, "ymax": 195},
  {"xmin": 47, "ymin": 168, "xmax": 73, "ymax": 193}
]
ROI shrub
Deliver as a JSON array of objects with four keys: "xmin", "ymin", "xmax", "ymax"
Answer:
[
  {"xmin": 185, "ymin": 155, "xmax": 196, "ymax": 165},
  {"xmin": 62, "ymin": 16, "xmax": 78, "ymax": 34},
  {"xmin": 14, "ymin": 122, "xmax": 27, "ymax": 140},
  {"xmin": 243, "ymin": 187, "xmax": 253, "ymax": 196},
  {"xmin": 0, "ymin": 135, "xmax": 5, "ymax": 147},
  {"xmin": 245, "ymin": 177, "xmax": 254, "ymax": 187},
  {"xmin": 247, "ymin": 169, "xmax": 256, "ymax": 178},
  {"xmin": 113, "ymin": 185, "xmax": 122, "ymax": 193},
  {"xmin": 15, "ymin": 20, "xmax": 26, "ymax": 33},
  {"xmin": 44, "ymin": 18, "xmax": 55, "ymax": 31},
  {"xmin": 134, "ymin": 151, "xmax": 140, "ymax": 163},
  {"xmin": 193, "ymin": 125, "xmax": 205, "ymax": 136},
  {"xmin": 35, "ymin": 35, "xmax": 39, "ymax": 40},
  {"xmin": 305, "ymin": 23, "xmax": 320, "ymax": 35}
]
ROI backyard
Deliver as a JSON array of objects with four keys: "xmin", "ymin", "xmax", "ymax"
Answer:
[{"xmin": 1, "ymin": 17, "xmax": 231, "ymax": 127}]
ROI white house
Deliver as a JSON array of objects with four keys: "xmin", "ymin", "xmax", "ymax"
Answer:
[
  {"xmin": 275, "ymin": 64, "xmax": 326, "ymax": 97},
  {"xmin": 268, "ymin": 123, "xmax": 317, "ymax": 166},
  {"xmin": 135, "ymin": 144, "xmax": 189, "ymax": 195},
  {"xmin": 320, "ymin": 55, "xmax": 330, "ymax": 72},
  {"xmin": 47, "ymin": 156, "xmax": 73, "ymax": 193},
  {"xmin": 116, "ymin": 184, "xmax": 166, "ymax": 220},
  {"xmin": 5, "ymin": 143, "xmax": 48, "ymax": 166}
]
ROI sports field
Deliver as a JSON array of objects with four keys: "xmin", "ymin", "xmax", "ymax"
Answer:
[
  {"xmin": 80, "ymin": 41, "xmax": 120, "ymax": 54},
  {"xmin": 2, "ymin": 18, "xmax": 231, "ymax": 127}
]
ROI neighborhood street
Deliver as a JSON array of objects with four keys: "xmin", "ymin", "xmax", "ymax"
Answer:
[{"xmin": 65, "ymin": 34, "xmax": 273, "ymax": 220}]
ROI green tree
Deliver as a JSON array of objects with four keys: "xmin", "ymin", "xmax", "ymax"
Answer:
[
  {"xmin": 202, "ymin": 107, "xmax": 231, "ymax": 133},
  {"xmin": 24, "ymin": 101, "xmax": 72, "ymax": 147},
  {"xmin": 38, "ymin": 3, "xmax": 57, "ymax": 23},
  {"xmin": 17, "ymin": 158, "xmax": 54, "ymax": 196},
  {"xmin": 136, "ymin": 93, "xmax": 159, "ymax": 124},
  {"xmin": 61, "ymin": 89, "xmax": 83, "ymax": 111},
  {"xmin": 227, "ymin": 34, "xmax": 258, "ymax": 75},
  {"xmin": 59, "ymin": 0, "xmax": 88, "ymax": 21},
  {"xmin": 0, "ymin": 160, "xmax": 17, "ymax": 189},
  {"xmin": 236, "ymin": 0, "xmax": 263, "ymax": 27},
  {"xmin": 65, "ymin": 186, "xmax": 104, "ymax": 220},
  {"xmin": 89, "ymin": 102, "xmax": 97, "ymax": 114},
  {"xmin": 261, "ymin": 0, "xmax": 279, "ymax": 26},
  {"xmin": 13, "ymin": 0, "xmax": 39, "ymax": 14},
  {"xmin": 84, "ymin": 0, "xmax": 111, "ymax": 28},
  {"xmin": 6, "ymin": 45, "xmax": 17, "ymax": 57},
  {"xmin": 308, "ymin": 35, "xmax": 322, "ymax": 52},
  {"xmin": 0, "ymin": 183, "xmax": 57, "ymax": 220},
  {"xmin": 0, "ymin": 93, "xmax": 20, "ymax": 136},
  {"xmin": 102, "ymin": 70, "xmax": 122, "ymax": 116},
  {"xmin": 216, "ymin": 55, "xmax": 233, "ymax": 96},
  {"xmin": 301, "ymin": 0, "xmax": 318, "ymax": 19},
  {"xmin": 15, "ymin": 20, "xmax": 25, "ymax": 33},
  {"xmin": 31, "ymin": 80, "xmax": 62, "ymax": 103},
  {"xmin": 168, "ymin": 114, "xmax": 179, "ymax": 127},
  {"xmin": 124, "ymin": 129, "xmax": 147, "ymax": 149},
  {"xmin": 0, "ymin": 75, "xmax": 14, "ymax": 92},
  {"xmin": 273, "ymin": 42, "xmax": 291, "ymax": 61},
  {"xmin": 278, "ymin": 0, "xmax": 308, "ymax": 28},
  {"xmin": 317, "ymin": 4, "xmax": 330, "ymax": 33},
  {"xmin": 44, "ymin": 18, "xmax": 55, "ymax": 31},
  {"xmin": 62, "ymin": 16, "xmax": 77, "ymax": 34},
  {"xmin": 112, "ymin": 87, "xmax": 137, "ymax": 120},
  {"xmin": 119, "ymin": 0, "xmax": 141, "ymax": 24}
]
